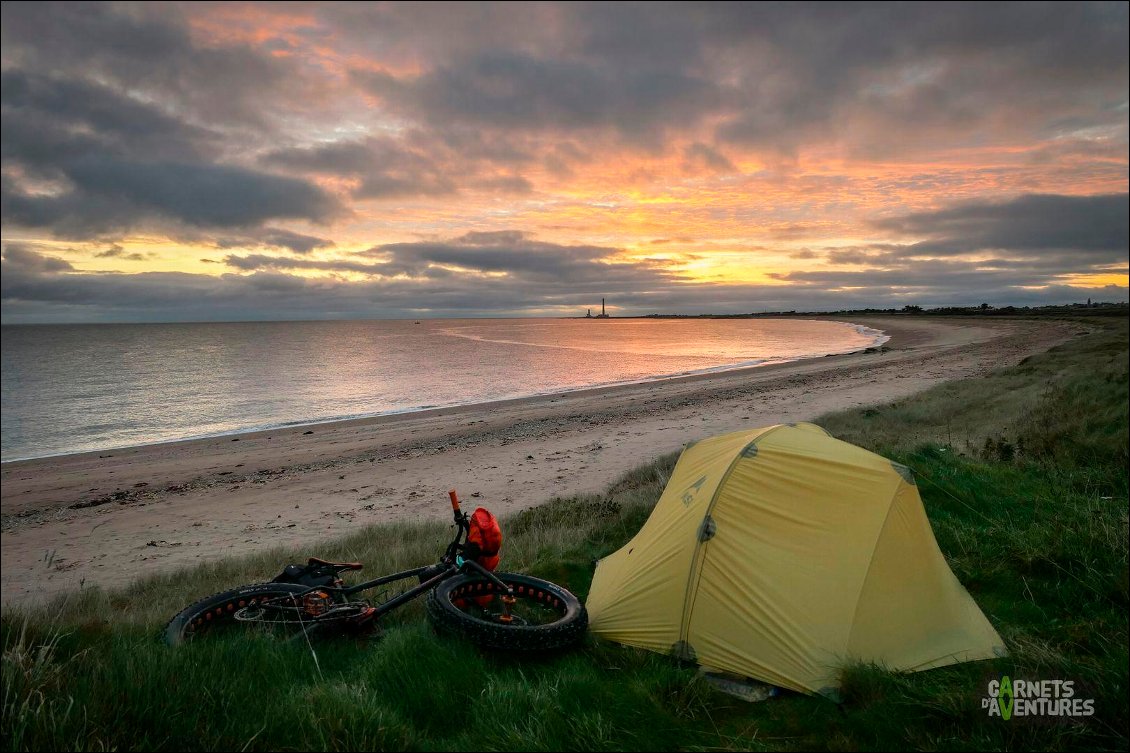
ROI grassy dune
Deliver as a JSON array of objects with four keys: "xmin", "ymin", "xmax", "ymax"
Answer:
[{"xmin": 3, "ymin": 316, "xmax": 1127, "ymax": 751}]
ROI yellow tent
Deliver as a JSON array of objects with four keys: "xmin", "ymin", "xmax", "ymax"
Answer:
[{"xmin": 586, "ymin": 423, "xmax": 1005, "ymax": 695}]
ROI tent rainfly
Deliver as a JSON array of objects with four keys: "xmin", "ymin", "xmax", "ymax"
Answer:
[{"xmin": 586, "ymin": 423, "xmax": 1006, "ymax": 696}]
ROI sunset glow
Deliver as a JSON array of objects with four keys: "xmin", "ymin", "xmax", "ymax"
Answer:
[{"xmin": 2, "ymin": 2, "xmax": 1127, "ymax": 321}]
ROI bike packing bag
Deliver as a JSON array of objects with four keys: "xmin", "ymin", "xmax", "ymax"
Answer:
[
  {"xmin": 466, "ymin": 507, "xmax": 503, "ymax": 571},
  {"xmin": 272, "ymin": 563, "xmax": 337, "ymax": 588}
]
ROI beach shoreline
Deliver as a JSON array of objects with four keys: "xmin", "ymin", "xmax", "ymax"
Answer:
[
  {"xmin": 0, "ymin": 316, "xmax": 1084, "ymax": 605},
  {"xmin": 0, "ymin": 317, "xmax": 889, "ymax": 465}
]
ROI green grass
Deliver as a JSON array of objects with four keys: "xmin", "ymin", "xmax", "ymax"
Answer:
[{"xmin": 4, "ymin": 317, "xmax": 1127, "ymax": 751}]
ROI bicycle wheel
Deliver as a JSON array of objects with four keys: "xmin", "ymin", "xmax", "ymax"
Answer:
[
  {"xmin": 425, "ymin": 572, "xmax": 587, "ymax": 651},
  {"xmin": 164, "ymin": 582, "xmax": 319, "ymax": 646}
]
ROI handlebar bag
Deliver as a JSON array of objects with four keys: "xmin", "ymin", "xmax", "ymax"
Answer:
[{"xmin": 467, "ymin": 506, "xmax": 503, "ymax": 571}]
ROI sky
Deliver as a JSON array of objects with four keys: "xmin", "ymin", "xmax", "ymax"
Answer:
[{"xmin": 1, "ymin": 1, "xmax": 1127, "ymax": 323}]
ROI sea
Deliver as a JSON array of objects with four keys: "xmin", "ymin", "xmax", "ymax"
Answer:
[{"xmin": 0, "ymin": 318, "xmax": 887, "ymax": 462}]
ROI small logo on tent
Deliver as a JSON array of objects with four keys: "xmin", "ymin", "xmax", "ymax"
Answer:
[
  {"xmin": 681, "ymin": 475, "xmax": 707, "ymax": 506},
  {"xmin": 981, "ymin": 676, "xmax": 1094, "ymax": 720}
]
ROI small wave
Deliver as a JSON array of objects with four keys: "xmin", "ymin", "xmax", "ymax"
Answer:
[
  {"xmin": 3, "ymin": 318, "xmax": 889, "ymax": 462},
  {"xmin": 435, "ymin": 327, "xmax": 677, "ymax": 358}
]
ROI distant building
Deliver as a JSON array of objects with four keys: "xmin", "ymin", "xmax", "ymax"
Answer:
[{"xmin": 594, "ymin": 298, "xmax": 610, "ymax": 318}]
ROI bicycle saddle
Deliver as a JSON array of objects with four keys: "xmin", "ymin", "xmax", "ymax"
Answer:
[{"xmin": 307, "ymin": 557, "xmax": 363, "ymax": 571}]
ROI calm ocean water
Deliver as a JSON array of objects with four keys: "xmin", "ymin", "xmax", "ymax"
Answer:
[{"xmin": 0, "ymin": 318, "xmax": 886, "ymax": 461}]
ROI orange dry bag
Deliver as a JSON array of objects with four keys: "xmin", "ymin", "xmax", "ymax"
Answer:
[{"xmin": 467, "ymin": 507, "xmax": 502, "ymax": 571}]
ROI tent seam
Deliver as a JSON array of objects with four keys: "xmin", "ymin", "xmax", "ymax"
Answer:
[
  {"xmin": 675, "ymin": 424, "xmax": 789, "ymax": 649},
  {"xmin": 843, "ymin": 477, "xmax": 906, "ymax": 660}
]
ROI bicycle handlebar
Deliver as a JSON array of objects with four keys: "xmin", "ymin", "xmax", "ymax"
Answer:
[{"xmin": 448, "ymin": 489, "xmax": 461, "ymax": 514}]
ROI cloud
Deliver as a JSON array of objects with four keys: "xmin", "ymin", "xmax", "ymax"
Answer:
[
  {"xmin": 788, "ymin": 194, "xmax": 1130, "ymax": 296},
  {"xmin": 872, "ymin": 193, "xmax": 1129, "ymax": 263},
  {"xmin": 0, "ymin": 69, "xmax": 215, "ymax": 170},
  {"xmin": 262, "ymin": 136, "xmax": 461, "ymax": 198},
  {"xmin": 337, "ymin": 2, "xmax": 1126, "ymax": 158},
  {"xmin": 222, "ymin": 253, "xmax": 386, "ymax": 276},
  {"xmin": 364, "ymin": 231, "xmax": 676, "ymax": 285},
  {"xmin": 774, "ymin": 259, "xmax": 1058, "ymax": 290},
  {"xmin": 6, "ymin": 223, "xmax": 1125, "ymax": 324},
  {"xmin": 351, "ymin": 51, "xmax": 723, "ymax": 146},
  {"xmin": 683, "ymin": 142, "xmax": 736, "ymax": 173},
  {"xmin": 2, "ymin": 156, "xmax": 341, "ymax": 237},
  {"xmin": 1, "ymin": 244, "xmax": 74, "ymax": 273},
  {"xmin": 262, "ymin": 140, "xmax": 377, "ymax": 176},
  {"xmin": 94, "ymin": 245, "xmax": 147, "ymax": 261},
  {"xmin": 222, "ymin": 231, "xmax": 676, "ymax": 287},
  {"xmin": 2, "ymin": 69, "xmax": 340, "ymax": 241},
  {"xmin": 472, "ymin": 174, "xmax": 534, "ymax": 194},
  {"xmin": 216, "ymin": 228, "xmax": 336, "ymax": 255},
  {"xmin": 4, "ymin": 257, "xmax": 1124, "ymax": 324},
  {"xmin": 706, "ymin": 2, "xmax": 1128, "ymax": 154},
  {"xmin": 1, "ymin": 4, "xmax": 1127, "ymax": 322},
  {"xmin": 1, "ymin": 6, "xmax": 340, "ymax": 242},
  {"xmin": 0, "ymin": 1, "xmax": 310, "ymax": 127},
  {"xmin": 258, "ymin": 228, "xmax": 335, "ymax": 255}
]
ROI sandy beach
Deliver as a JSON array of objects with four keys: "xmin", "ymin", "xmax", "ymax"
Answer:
[{"xmin": 0, "ymin": 316, "xmax": 1084, "ymax": 605}]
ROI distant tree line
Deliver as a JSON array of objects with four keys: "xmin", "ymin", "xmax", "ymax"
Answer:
[{"xmin": 640, "ymin": 301, "xmax": 1129, "ymax": 319}]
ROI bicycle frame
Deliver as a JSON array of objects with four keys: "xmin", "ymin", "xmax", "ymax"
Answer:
[
  {"xmin": 264, "ymin": 489, "xmax": 512, "ymax": 625},
  {"xmin": 337, "ymin": 562, "xmax": 457, "ymax": 617}
]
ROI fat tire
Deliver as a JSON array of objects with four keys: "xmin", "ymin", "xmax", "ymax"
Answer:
[
  {"xmin": 163, "ymin": 582, "xmax": 310, "ymax": 646},
  {"xmin": 426, "ymin": 572, "xmax": 587, "ymax": 652}
]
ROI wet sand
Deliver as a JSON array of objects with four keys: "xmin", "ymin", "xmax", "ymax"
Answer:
[{"xmin": 0, "ymin": 316, "xmax": 1084, "ymax": 605}]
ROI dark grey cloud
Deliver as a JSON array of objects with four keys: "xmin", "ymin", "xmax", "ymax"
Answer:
[
  {"xmin": 774, "ymin": 259, "xmax": 1063, "ymax": 290},
  {"xmin": 0, "ymin": 1, "xmax": 308, "ymax": 127},
  {"xmin": 2, "ymin": 156, "xmax": 341, "ymax": 238},
  {"xmin": 336, "ymin": 2, "xmax": 1126, "ymax": 156},
  {"xmin": 258, "ymin": 229, "xmax": 335, "ymax": 255},
  {"xmin": 4, "ymin": 253, "xmax": 1124, "ymax": 324},
  {"xmin": 262, "ymin": 140, "xmax": 378, "ymax": 176},
  {"xmin": 1, "ymin": 4, "xmax": 341, "ymax": 242},
  {"xmin": 180, "ymin": 225, "xmax": 1127, "ymax": 324},
  {"xmin": 1, "ymin": 245, "xmax": 74, "ymax": 273},
  {"xmin": 366, "ymin": 231, "xmax": 676, "ymax": 285},
  {"xmin": 873, "ymin": 193, "xmax": 1129, "ymax": 263},
  {"xmin": 0, "ymin": 69, "xmax": 214, "ymax": 170},
  {"xmin": 215, "ymin": 228, "xmax": 336, "ymax": 255},
  {"xmin": 351, "ymin": 51, "xmax": 723, "ymax": 146},
  {"xmin": 222, "ymin": 231, "xmax": 675, "ymax": 287},
  {"xmin": 683, "ymin": 142, "xmax": 736, "ymax": 173},
  {"xmin": 94, "ymin": 245, "xmax": 147, "ymax": 261},
  {"xmin": 262, "ymin": 131, "xmax": 539, "ymax": 198},
  {"xmin": 61, "ymin": 157, "xmax": 337, "ymax": 228},
  {"xmin": 705, "ymin": 2, "xmax": 1128, "ymax": 154},
  {"xmin": 824, "ymin": 248, "xmax": 886, "ymax": 266},
  {"xmin": 222, "ymin": 253, "xmax": 386, "ymax": 276},
  {"xmin": 787, "ymin": 194, "xmax": 1130, "ymax": 296},
  {"xmin": 262, "ymin": 137, "xmax": 461, "ymax": 198},
  {"xmin": 1, "ymin": 68, "xmax": 339, "ymax": 237}
]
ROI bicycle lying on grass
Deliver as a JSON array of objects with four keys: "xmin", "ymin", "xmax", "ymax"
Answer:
[{"xmin": 164, "ymin": 490, "xmax": 588, "ymax": 651}]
